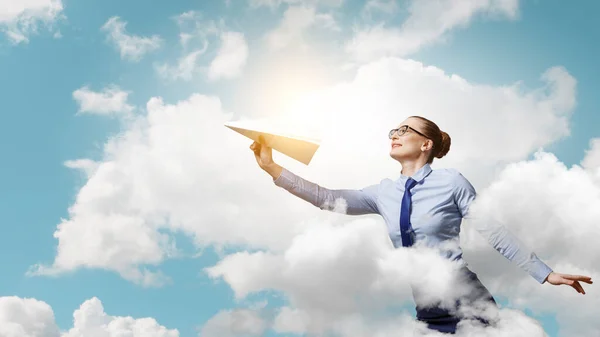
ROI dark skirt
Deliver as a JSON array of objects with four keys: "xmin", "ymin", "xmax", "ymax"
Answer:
[{"xmin": 414, "ymin": 267, "xmax": 498, "ymax": 334}]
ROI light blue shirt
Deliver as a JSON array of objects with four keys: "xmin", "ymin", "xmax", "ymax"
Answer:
[{"xmin": 273, "ymin": 163, "xmax": 553, "ymax": 284}]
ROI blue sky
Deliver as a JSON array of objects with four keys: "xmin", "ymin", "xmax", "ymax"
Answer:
[{"xmin": 1, "ymin": 0, "xmax": 598, "ymax": 336}]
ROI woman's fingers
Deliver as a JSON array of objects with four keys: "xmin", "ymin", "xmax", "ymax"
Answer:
[
  {"xmin": 548, "ymin": 272, "xmax": 593, "ymax": 294},
  {"xmin": 572, "ymin": 281, "xmax": 585, "ymax": 294},
  {"xmin": 250, "ymin": 141, "xmax": 261, "ymax": 153},
  {"xmin": 560, "ymin": 275, "xmax": 588, "ymax": 294},
  {"xmin": 250, "ymin": 136, "xmax": 267, "ymax": 154},
  {"xmin": 563, "ymin": 274, "xmax": 593, "ymax": 283}
]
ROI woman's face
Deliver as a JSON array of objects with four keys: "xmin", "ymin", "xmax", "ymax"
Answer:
[{"xmin": 389, "ymin": 118, "xmax": 431, "ymax": 161}]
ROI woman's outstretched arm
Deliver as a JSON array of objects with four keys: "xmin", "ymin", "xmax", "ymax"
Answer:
[
  {"xmin": 250, "ymin": 136, "xmax": 380, "ymax": 215},
  {"xmin": 272, "ymin": 165, "xmax": 380, "ymax": 215},
  {"xmin": 453, "ymin": 171, "xmax": 592, "ymax": 294}
]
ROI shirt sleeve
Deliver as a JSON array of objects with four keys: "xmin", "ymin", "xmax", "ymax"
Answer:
[
  {"xmin": 452, "ymin": 171, "xmax": 553, "ymax": 284},
  {"xmin": 272, "ymin": 167, "xmax": 380, "ymax": 215}
]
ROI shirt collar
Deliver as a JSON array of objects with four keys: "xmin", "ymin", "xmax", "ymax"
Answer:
[{"xmin": 399, "ymin": 163, "xmax": 432, "ymax": 184}]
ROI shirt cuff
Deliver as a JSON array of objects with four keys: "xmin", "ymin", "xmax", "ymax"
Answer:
[{"xmin": 529, "ymin": 259, "xmax": 554, "ymax": 284}]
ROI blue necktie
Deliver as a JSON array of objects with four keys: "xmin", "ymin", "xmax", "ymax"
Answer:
[{"xmin": 400, "ymin": 177, "xmax": 418, "ymax": 247}]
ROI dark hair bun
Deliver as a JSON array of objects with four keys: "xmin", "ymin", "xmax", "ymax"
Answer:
[{"xmin": 435, "ymin": 131, "xmax": 451, "ymax": 158}]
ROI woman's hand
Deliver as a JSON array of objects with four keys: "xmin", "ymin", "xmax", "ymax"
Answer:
[
  {"xmin": 250, "ymin": 135, "xmax": 274, "ymax": 170},
  {"xmin": 545, "ymin": 272, "xmax": 593, "ymax": 294},
  {"xmin": 250, "ymin": 135, "xmax": 282, "ymax": 179}
]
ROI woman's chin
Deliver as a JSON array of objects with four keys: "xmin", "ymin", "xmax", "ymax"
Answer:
[{"xmin": 389, "ymin": 152, "xmax": 403, "ymax": 161}]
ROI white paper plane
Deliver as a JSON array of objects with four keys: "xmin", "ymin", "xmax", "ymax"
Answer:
[{"xmin": 224, "ymin": 119, "xmax": 321, "ymax": 165}]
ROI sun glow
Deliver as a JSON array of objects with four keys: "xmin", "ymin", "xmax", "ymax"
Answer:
[{"xmin": 235, "ymin": 49, "xmax": 340, "ymax": 138}]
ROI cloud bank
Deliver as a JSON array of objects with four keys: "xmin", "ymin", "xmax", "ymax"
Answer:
[
  {"xmin": 29, "ymin": 51, "xmax": 599, "ymax": 335},
  {"xmin": 0, "ymin": 296, "xmax": 179, "ymax": 337}
]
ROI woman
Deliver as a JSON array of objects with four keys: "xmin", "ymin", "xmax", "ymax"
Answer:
[{"xmin": 250, "ymin": 115, "xmax": 593, "ymax": 334}]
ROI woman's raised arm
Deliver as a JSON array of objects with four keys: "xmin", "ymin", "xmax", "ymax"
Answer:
[{"xmin": 251, "ymin": 136, "xmax": 380, "ymax": 215}]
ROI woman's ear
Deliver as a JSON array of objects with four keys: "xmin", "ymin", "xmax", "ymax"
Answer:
[{"xmin": 421, "ymin": 139, "xmax": 433, "ymax": 152}]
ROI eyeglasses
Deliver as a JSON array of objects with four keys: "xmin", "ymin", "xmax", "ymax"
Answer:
[{"xmin": 388, "ymin": 125, "xmax": 427, "ymax": 139}]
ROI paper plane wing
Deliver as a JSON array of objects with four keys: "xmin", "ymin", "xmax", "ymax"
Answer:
[{"xmin": 225, "ymin": 120, "xmax": 320, "ymax": 165}]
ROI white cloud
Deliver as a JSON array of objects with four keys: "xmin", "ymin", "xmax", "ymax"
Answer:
[
  {"xmin": 249, "ymin": 0, "xmax": 344, "ymax": 9},
  {"xmin": 64, "ymin": 159, "xmax": 100, "ymax": 179},
  {"xmin": 0, "ymin": 0, "xmax": 63, "ymax": 44},
  {"xmin": 30, "ymin": 93, "xmax": 308, "ymax": 284},
  {"xmin": 63, "ymin": 297, "xmax": 179, "ymax": 337},
  {"xmin": 0, "ymin": 296, "xmax": 179, "ymax": 337},
  {"xmin": 581, "ymin": 138, "xmax": 600, "ymax": 170},
  {"xmin": 205, "ymin": 219, "xmax": 457, "ymax": 314},
  {"xmin": 208, "ymin": 31, "xmax": 249, "ymax": 81},
  {"xmin": 265, "ymin": 5, "xmax": 339, "ymax": 51},
  {"xmin": 362, "ymin": 0, "xmax": 398, "ymax": 18},
  {"xmin": 200, "ymin": 309, "xmax": 268, "ymax": 337},
  {"xmin": 72, "ymin": 85, "xmax": 134, "ymax": 116},
  {"xmin": 155, "ymin": 48, "xmax": 208, "ymax": 81},
  {"xmin": 0, "ymin": 296, "xmax": 60, "ymax": 337},
  {"xmin": 158, "ymin": 28, "xmax": 248, "ymax": 82},
  {"xmin": 0, "ymin": 0, "xmax": 63, "ymax": 43},
  {"xmin": 156, "ymin": 11, "xmax": 241, "ymax": 81},
  {"xmin": 206, "ymin": 219, "xmax": 549, "ymax": 337},
  {"xmin": 346, "ymin": 0, "xmax": 520, "ymax": 62},
  {"xmin": 271, "ymin": 307, "xmax": 311, "ymax": 334},
  {"xmin": 101, "ymin": 16, "xmax": 162, "ymax": 62},
  {"xmin": 173, "ymin": 10, "xmax": 219, "ymax": 48}
]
